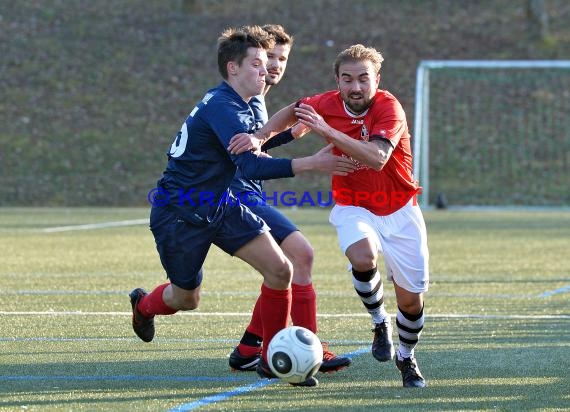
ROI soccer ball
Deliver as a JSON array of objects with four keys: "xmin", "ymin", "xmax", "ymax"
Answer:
[{"xmin": 267, "ymin": 326, "xmax": 323, "ymax": 384}]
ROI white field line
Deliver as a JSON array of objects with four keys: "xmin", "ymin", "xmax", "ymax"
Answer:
[
  {"xmin": 0, "ymin": 311, "xmax": 568, "ymax": 319},
  {"xmin": 42, "ymin": 218, "xmax": 149, "ymax": 233}
]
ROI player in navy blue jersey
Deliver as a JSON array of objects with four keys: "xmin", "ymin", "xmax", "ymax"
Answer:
[
  {"xmin": 129, "ymin": 25, "xmax": 354, "ymax": 387},
  {"xmin": 227, "ymin": 24, "xmax": 352, "ymax": 375}
]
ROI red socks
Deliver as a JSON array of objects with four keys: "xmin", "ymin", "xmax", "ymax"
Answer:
[
  {"xmin": 290, "ymin": 283, "xmax": 317, "ymax": 334},
  {"xmin": 259, "ymin": 284, "xmax": 291, "ymax": 361},
  {"xmin": 246, "ymin": 297, "xmax": 263, "ymax": 338},
  {"xmin": 238, "ymin": 282, "xmax": 317, "ymax": 357},
  {"xmin": 138, "ymin": 283, "xmax": 177, "ymax": 317},
  {"xmin": 236, "ymin": 298, "xmax": 264, "ymax": 356}
]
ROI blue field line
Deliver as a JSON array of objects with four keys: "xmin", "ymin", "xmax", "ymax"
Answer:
[
  {"xmin": 0, "ymin": 337, "xmax": 238, "ymax": 343},
  {"xmin": 167, "ymin": 347, "xmax": 369, "ymax": 412},
  {"xmin": 167, "ymin": 380, "xmax": 275, "ymax": 412},
  {"xmin": 3, "ymin": 289, "xmax": 561, "ymax": 299},
  {"xmin": 342, "ymin": 347, "xmax": 369, "ymax": 358},
  {"xmin": 2, "ymin": 290, "xmax": 125, "ymax": 295},
  {"xmin": 0, "ymin": 375, "xmax": 252, "ymax": 382},
  {"xmin": 0, "ymin": 336, "xmax": 374, "ymax": 345},
  {"xmin": 0, "ymin": 290, "xmax": 260, "ymax": 297},
  {"xmin": 539, "ymin": 284, "xmax": 570, "ymax": 298}
]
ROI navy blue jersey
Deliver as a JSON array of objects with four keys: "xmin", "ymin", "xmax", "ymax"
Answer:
[
  {"xmin": 251, "ymin": 94, "xmax": 269, "ymax": 128},
  {"xmin": 230, "ymin": 94, "xmax": 295, "ymax": 195},
  {"xmin": 157, "ymin": 82, "xmax": 294, "ymax": 224}
]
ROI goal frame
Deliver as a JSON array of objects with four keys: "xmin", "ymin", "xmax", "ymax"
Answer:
[{"xmin": 412, "ymin": 60, "xmax": 570, "ymax": 208}]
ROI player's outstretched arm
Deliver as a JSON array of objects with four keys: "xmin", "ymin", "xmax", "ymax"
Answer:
[
  {"xmin": 290, "ymin": 122, "xmax": 311, "ymax": 139},
  {"xmin": 228, "ymin": 133, "xmax": 264, "ymax": 154},
  {"xmin": 228, "ymin": 102, "xmax": 305, "ymax": 155},
  {"xmin": 291, "ymin": 144, "xmax": 356, "ymax": 176},
  {"xmin": 261, "ymin": 122, "xmax": 310, "ymax": 151},
  {"xmin": 232, "ymin": 142, "xmax": 355, "ymax": 181},
  {"xmin": 255, "ymin": 102, "xmax": 298, "ymax": 143},
  {"xmin": 228, "ymin": 128, "xmax": 296, "ymax": 155},
  {"xmin": 295, "ymin": 103, "xmax": 394, "ymax": 171}
]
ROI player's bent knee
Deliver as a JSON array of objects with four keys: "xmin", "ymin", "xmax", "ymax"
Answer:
[
  {"xmin": 282, "ymin": 233, "xmax": 314, "ymax": 271},
  {"xmin": 178, "ymin": 303, "xmax": 199, "ymax": 311},
  {"xmin": 266, "ymin": 259, "xmax": 293, "ymax": 289},
  {"xmin": 277, "ymin": 259, "xmax": 294, "ymax": 283},
  {"xmin": 177, "ymin": 295, "xmax": 200, "ymax": 311},
  {"xmin": 292, "ymin": 272, "xmax": 312, "ymax": 285},
  {"xmin": 168, "ymin": 285, "xmax": 200, "ymax": 311},
  {"xmin": 396, "ymin": 295, "xmax": 423, "ymax": 315},
  {"xmin": 290, "ymin": 246, "xmax": 313, "ymax": 274},
  {"xmin": 291, "ymin": 251, "xmax": 313, "ymax": 285},
  {"xmin": 350, "ymin": 255, "xmax": 377, "ymax": 272},
  {"xmin": 346, "ymin": 242, "xmax": 377, "ymax": 271}
]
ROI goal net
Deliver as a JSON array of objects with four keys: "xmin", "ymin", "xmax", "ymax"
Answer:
[{"xmin": 412, "ymin": 60, "xmax": 570, "ymax": 208}]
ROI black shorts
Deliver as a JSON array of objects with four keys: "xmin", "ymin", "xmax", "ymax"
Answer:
[{"xmin": 150, "ymin": 203, "xmax": 269, "ymax": 290}]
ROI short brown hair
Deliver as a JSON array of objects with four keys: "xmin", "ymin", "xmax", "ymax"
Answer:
[
  {"xmin": 333, "ymin": 44, "xmax": 384, "ymax": 77},
  {"xmin": 262, "ymin": 24, "xmax": 294, "ymax": 47},
  {"xmin": 217, "ymin": 25, "xmax": 275, "ymax": 79}
]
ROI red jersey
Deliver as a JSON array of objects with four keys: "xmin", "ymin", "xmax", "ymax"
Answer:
[{"xmin": 300, "ymin": 89, "xmax": 419, "ymax": 216}]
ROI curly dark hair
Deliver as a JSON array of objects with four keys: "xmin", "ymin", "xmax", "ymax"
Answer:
[{"xmin": 261, "ymin": 24, "xmax": 294, "ymax": 47}]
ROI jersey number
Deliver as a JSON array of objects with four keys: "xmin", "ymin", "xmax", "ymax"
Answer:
[
  {"xmin": 168, "ymin": 106, "xmax": 199, "ymax": 158},
  {"xmin": 168, "ymin": 123, "xmax": 188, "ymax": 158}
]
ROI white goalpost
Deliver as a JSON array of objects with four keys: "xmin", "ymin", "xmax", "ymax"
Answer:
[{"xmin": 412, "ymin": 60, "xmax": 570, "ymax": 208}]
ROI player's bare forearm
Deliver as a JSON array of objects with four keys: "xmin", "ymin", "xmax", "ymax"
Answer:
[
  {"xmin": 256, "ymin": 102, "xmax": 298, "ymax": 142},
  {"xmin": 291, "ymin": 144, "xmax": 356, "ymax": 176},
  {"xmin": 295, "ymin": 103, "xmax": 392, "ymax": 170},
  {"xmin": 328, "ymin": 131, "xmax": 393, "ymax": 170},
  {"xmin": 291, "ymin": 122, "xmax": 311, "ymax": 139}
]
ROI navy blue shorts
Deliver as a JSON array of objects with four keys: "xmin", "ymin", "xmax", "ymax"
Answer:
[
  {"xmin": 149, "ymin": 203, "xmax": 269, "ymax": 290},
  {"xmin": 239, "ymin": 192, "xmax": 298, "ymax": 244}
]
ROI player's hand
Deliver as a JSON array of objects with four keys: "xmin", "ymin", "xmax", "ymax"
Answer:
[
  {"xmin": 228, "ymin": 133, "xmax": 263, "ymax": 155},
  {"xmin": 294, "ymin": 104, "xmax": 329, "ymax": 138},
  {"xmin": 310, "ymin": 144, "xmax": 356, "ymax": 176}
]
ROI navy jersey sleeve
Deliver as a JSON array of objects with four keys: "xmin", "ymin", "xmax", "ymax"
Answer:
[
  {"xmin": 250, "ymin": 94, "xmax": 295, "ymax": 151},
  {"xmin": 204, "ymin": 88, "xmax": 294, "ymax": 180},
  {"xmin": 261, "ymin": 128, "xmax": 295, "ymax": 151},
  {"xmin": 249, "ymin": 95, "xmax": 268, "ymax": 128},
  {"xmin": 232, "ymin": 151, "xmax": 294, "ymax": 180}
]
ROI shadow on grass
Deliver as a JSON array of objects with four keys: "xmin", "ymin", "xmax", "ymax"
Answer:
[
  {"xmin": 1, "ymin": 339, "xmax": 568, "ymax": 411},
  {"xmin": 0, "ymin": 356, "xmax": 255, "ymax": 409}
]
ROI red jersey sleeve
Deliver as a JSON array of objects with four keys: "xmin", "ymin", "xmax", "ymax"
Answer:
[{"xmin": 368, "ymin": 92, "xmax": 408, "ymax": 148}]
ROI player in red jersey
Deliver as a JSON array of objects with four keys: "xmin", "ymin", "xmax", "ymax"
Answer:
[{"xmin": 231, "ymin": 44, "xmax": 429, "ymax": 388}]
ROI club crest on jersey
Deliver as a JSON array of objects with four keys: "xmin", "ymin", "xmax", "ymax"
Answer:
[{"xmin": 361, "ymin": 125, "xmax": 369, "ymax": 141}]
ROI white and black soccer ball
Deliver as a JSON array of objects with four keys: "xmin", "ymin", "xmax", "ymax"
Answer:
[{"xmin": 267, "ymin": 326, "xmax": 323, "ymax": 384}]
